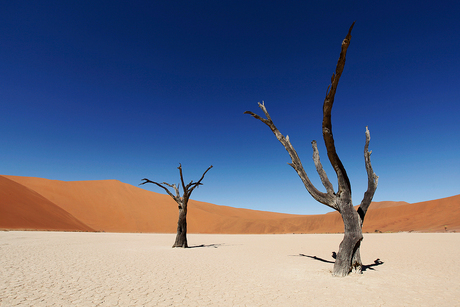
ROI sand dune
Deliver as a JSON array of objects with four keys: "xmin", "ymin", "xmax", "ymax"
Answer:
[
  {"xmin": 0, "ymin": 176, "xmax": 93, "ymax": 232},
  {"xmin": 2, "ymin": 176, "xmax": 178, "ymax": 233},
  {"xmin": 362, "ymin": 196, "xmax": 460, "ymax": 232},
  {"xmin": 1, "ymin": 175, "xmax": 459, "ymax": 233}
]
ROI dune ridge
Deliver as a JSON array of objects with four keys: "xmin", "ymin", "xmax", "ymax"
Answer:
[{"xmin": 1, "ymin": 175, "xmax": 459, "ymax": 233}]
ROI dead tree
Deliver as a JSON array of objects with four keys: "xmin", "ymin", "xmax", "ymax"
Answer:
[
  {"xmin": 244, "ymin": 22, "xmax": 378, "ymax": 276},
  {"xmin": 140, "ymin": 164, "xmax": 213, "ymax": 248}
]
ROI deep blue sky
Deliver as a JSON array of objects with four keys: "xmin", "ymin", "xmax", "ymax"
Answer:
[{"xmin": 1, "ymin": 1, "xmax": 459, "ymax": 214}]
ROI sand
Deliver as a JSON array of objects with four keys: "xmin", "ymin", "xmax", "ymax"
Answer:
[{"xmin": 1, "ymin": 231, "xmax": 459, "ymax": 306}]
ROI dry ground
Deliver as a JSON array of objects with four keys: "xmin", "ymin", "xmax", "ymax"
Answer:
[{"xmin": 1, "ymin": 231, "xmax": 459, "ymax": 306}]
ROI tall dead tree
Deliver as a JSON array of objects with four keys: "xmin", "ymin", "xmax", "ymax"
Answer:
[
  {"xmin": 140, "ymin": 164, "xmax": 213, "ymax": 248},
  {"xmin": 245, "ymin": 22, "xmax": 378, "ymax": 276}
]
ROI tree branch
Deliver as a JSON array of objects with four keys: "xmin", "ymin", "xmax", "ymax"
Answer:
[
  {"xmin": 322, "ymin": 22, "xmax": 355, "ymax": 194},
  {"xmin": 162, "ymin": 182, "xmax": 181, "ymax": 200},
  {"xmin": 188, "ymin": 165, "xmax": 213, "ymax": 195},
  {"xmin": 178, "ymin": 164, "xmax": 187, "ymax": 195},
  {"xmin": 357, "ymin": 126, "xmax": 379, "ymax": 223},
  {"xmin": 311, "ymin": 140, "xmax": 335, "ymax": 196},
  {"xmin": 245, "ymin": 102, "xmax": 336, "ymax": 209},
  {"xmin": 140, "ymin": 179, "xmax": 181, "ymax": 204}
]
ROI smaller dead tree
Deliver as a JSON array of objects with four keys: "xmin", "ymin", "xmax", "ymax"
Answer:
[{"xmin": 140, "ymin": 164, "xmax": 213, "ymax": 248}]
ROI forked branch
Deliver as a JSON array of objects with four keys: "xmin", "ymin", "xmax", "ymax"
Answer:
[
  {"xmin": 141, "ymin": 164, "xmax": 213, "ymax": 206},
  {"xmin": 184, "ymin": 164, "xmax": 213, "ymax": 195}
]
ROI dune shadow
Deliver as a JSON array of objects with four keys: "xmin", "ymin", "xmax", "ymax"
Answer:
[
  {"xmin": 297, "ymin": 253, "xmax": 385, "ymax": 271},
  {"xmin": 188, "ymin": 243, "xmax": 222, "ymax": 248}
]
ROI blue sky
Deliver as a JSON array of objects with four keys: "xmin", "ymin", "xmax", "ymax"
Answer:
[{"xmin": 1, "ymin": 1, "xmax": 459, "ymax": 214}]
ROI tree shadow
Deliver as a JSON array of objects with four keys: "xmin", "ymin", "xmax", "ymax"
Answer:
[
  {"xmin": 188, "ymin": 243, "xmax": 222, "ymax": 248},
  {"xmin": 297, "ymin": 253, "xmax": 384, "ymax": 271},
  {"xmin": 362, "ymin": 258, "xmax": 384, "ymax": 271},
  {"xmin": 298, "ymin": 254, "xmax": 335, "ymax": 263}
]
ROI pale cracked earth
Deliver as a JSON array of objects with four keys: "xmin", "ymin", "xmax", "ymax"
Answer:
[{"xmin": 1, "ymin": 231, "xmax": 459, "ymax": 306}]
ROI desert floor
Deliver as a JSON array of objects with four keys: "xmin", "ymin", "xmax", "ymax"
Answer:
[{"xmin": 1, "ymin": 231, "xmax": 459, "ymax": 306}]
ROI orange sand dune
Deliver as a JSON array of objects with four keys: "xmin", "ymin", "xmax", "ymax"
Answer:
[
  {"xmin": 363, "ymin": 200, "xmax": 410, "ymax": 209},
  {"xmin": 362, "ymin": 196, "xmax": 460, "ymax": 232},
  {"xmin": 1, "ymin": 175, "xmax": 459, "ymax": 233},
  {"xmin": 0, "ymin": 176, "xmax": 94, "ymax": 231},
  {"xmin": 2, "ymin": 175, "xmax": 178, "ymax": 233}
]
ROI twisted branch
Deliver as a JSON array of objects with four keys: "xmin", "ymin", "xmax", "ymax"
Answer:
[
  {"xmin": 322, "ymin": 22, "xmax": 355, "ymax": 194},
  {"xmin": 357, "ymin": 126, "xmax": 379, "ymax": 223},
  {"xmin": 245, "ymin": 102, "xmax": 336, "ymax": 209},
  {"xmin": 311, "ymin": 140, "xmax": 335, "ymax": 196},
  {"xmin": 140, "ymin": 179, "xmax": 181, "ymax": 204}
]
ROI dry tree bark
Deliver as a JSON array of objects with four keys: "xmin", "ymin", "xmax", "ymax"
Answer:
[
  {"xmin": 245, "ymin": 22, "xmax": 378, "ymax": 276},
  {"xmin": 141, "ymin": 164, "xmax": 213, "ymax": 248}
]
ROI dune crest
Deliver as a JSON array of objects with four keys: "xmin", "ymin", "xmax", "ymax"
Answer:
[{"xmin": 1, "ymin": 175, "xmax": 459, "ymax": 233}]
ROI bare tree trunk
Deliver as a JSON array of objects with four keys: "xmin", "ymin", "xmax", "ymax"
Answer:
[
  {"xmin": 245, "ymin": 22, "xmax": 378, "ymax": 277},
  {"xmin": 173, "ymin": 208, "xmax": 188, "ymax": 248},
  {"xmin": 333, "ymin": 193, "xmax": 363, "ymax": 276}
]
